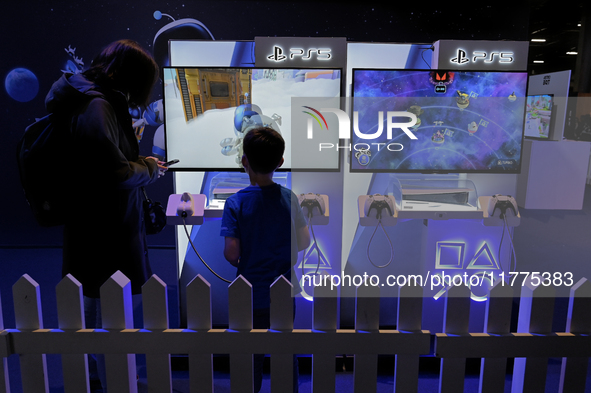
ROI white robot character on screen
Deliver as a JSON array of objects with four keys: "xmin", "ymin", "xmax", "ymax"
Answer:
[{"xmin": 220, "ymin": 99, "xmax": 282, "ymax": 166}]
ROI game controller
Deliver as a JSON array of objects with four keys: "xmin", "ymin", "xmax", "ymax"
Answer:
[
  {"xmin": 298, "ymin": 193, "xmax": 326, "ymax": 217},
  {"xmin": 487, "ymin": 194, "xmax": 518, "ymax": 219},
  {"xmin": 177, "ymin": 192, "xmax": 195, "ymax": 217},
  {"xmin": 364, "ymin": 194, "xmax": 395, "ymax": 219}
]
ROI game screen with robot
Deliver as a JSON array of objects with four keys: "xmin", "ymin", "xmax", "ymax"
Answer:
[
  {"xmin": 350, "ymin": 69, "xmax": 528, "ymax": 173},
  {"xmin": 163, "ymin": 67, "xmax": 342, "ymax": 171},
  {"xmin": 524, "ymin": 94, "xmax": 553, "ymax": 139}
]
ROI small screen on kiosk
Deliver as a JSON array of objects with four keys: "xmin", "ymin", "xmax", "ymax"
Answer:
[{"xmin": 524, "ymin": 94, "xmax": 553, "ymax": 139}]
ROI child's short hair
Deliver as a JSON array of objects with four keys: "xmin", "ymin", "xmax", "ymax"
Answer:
[{"xmin": 243, "ymin": 127, "xmax": 285, "ymax": 174}]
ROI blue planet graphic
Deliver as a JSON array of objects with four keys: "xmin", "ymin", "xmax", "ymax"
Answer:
[{"xmin": 5, "ymin": 68, "xmax": 39, "ymax": 102}]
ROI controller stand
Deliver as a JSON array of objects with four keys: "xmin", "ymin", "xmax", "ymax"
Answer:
[{"xmin": 166, "ymin": 193, "xmax": 207, "ymax": 225}]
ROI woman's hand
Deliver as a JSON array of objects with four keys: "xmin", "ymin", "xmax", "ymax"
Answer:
[{"xmin": 146, "ymin": 156, "xmax": 168, "ymax": 178}]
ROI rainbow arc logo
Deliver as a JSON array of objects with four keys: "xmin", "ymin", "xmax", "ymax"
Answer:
[{"xmin": 302, "ymin": 106, "xmax": 329, "ymax": 133}]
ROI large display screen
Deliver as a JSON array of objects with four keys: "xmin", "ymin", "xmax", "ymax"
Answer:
[
  {"xmin": 524, "ymin": 94, "xmax": 553, "ymax": 139},
  {"xmin": 163, "ymin": 67, "xmax": 342, "ymax": 171},
  {"xmin": 350, "ymin": 69, "xmax": 528, "ymax": 173}
]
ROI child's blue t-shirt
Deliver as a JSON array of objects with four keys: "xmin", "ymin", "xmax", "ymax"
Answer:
[{"xmin": 220, "ymin": 183, "xmax": 307, "ymax": 309}]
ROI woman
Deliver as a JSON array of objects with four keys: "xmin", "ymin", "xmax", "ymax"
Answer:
[{"xmin": 45, "ymin": 39, "xmax": 165, "ymax": 392}]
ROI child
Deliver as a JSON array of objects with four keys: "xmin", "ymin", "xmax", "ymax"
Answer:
[{"xmin": 220, "ymin": 126, "xmax": 310, "ymax": 392}]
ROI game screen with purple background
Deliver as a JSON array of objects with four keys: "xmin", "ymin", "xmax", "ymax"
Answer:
[
  {"xmin": 524, "ymin": 94, "xmax": 553, "ymax": 139},
  {"xmin": 351, "ymin": 69, "xmax": 528, "ymax": 173}
]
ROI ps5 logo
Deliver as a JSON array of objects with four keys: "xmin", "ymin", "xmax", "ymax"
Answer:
[
  {"xmin": 268, "ymin": 46, "xmax": 331, "ymax": 62},
  {"xmin": 451, "ymin": 49, "xmax": 514, "ymax": 65},
  {"xmin": 451, "ymin": 49, "xmax": 470, "ymax": 64},
  {"xmin": 268, "ymin": 46, "xmax": 287, "ymax": 61}
]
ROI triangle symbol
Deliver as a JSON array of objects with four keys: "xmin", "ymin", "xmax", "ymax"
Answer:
[
  {"xmin": 466, "ymin": 243, "xmax": 499, "ymax": 270},
  {"xmin": 297, "ymin": 246, "xmax": 331, "ymax": 270}
]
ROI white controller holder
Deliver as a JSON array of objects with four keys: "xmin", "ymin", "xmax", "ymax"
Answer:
[
  {"xmin": 358, "ymin": 194, "xmax": 398, "ymax": 226},
  {"xmin": 166, "ymin": 193, "xmax": 207, "ymax": 225},
  {"xmin": 297, "ymin": 193, "xmax": 329, "ymax": 225},
  {"xmin": 480, "ymin": 195, "xmax": 520, "ymax": 227}
]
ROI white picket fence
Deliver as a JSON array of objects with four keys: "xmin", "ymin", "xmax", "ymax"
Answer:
[{"xmin": 0, "ymin": 271, "xmax": 590, "ymax": 393}]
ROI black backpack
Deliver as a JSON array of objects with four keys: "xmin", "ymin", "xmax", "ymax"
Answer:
[{"xmin": 16, "ymin": 112, "xmax": 74, "ymax": 226}]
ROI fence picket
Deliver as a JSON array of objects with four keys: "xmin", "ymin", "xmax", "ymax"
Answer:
[
  {"xmin": 56, "ymin": 274, "xmax": 89, "ymax": 393},
  {"xmin": 479, "ymin": 280, "xmax": 514, "ymax": 393},
  {"xmin": 511, "ymin": 274, "xmax": 555, "ymax": 393},
  {"xmin": 142, "ymin": 275, "xmax": 172, "ymax": 393},
  {"xmin": 100, "ymin": 271, "xmax": 138, "ymax": 393},
  {"xmin": 354, "ymin": 283, "xmax": 380, "ymax": 393},
  {"xmin": 228, "ymin": 275, "xmax": 253, "ymax": 393},
  {"xmin": 439, "ymin": 284, "xmax": 471, "ymax": 393},
  {"xmin": 187, "ymin": 275, "xmax": 212, "ymax": 332},
  {"xmin": 186, "ymin": 275, "xmax": 213, "ymax": 393},
  {"xmin": 312, "ymin": 273, "xmax": 337, "ymax": 392},
  {"xmin": 394, "ymin": 284, "xmax": 424, "ymax": 393},
  {"xmin": 559, "ymin": 277, "xmax": 591, "ymax": 393},
  {"xmin": 143, "ymin": 275, "xmax": 169, "ymax": 329},
  {"xmin": 269, "ymin": 276, "xmax": 293, "ymax": 393},
  {"xmin": 270, "ymin": 276, "xmax": 293, "ymax": 331},
  {"xmin": 13, "ymin": 274, "xmax": 49, "ymax": 393},
  {"xmin": 355, "ymin": 283, "xmax": 380, "ymax": 332},
  {"xmin": 313, "ymin": 274, "xmax": 337, "ymax": 332},
  {"xmin": 0, "ymin": 290, "xmax": 9, "ymax": 393}
]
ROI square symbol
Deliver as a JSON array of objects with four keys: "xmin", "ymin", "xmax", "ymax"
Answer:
[{"xmin": 436, "ymin": 242, "xmax": 465, "ymax": 269}]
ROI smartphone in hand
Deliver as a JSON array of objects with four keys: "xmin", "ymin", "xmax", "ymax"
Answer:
[{"xmin": 163, "ymin": 159, "xmax": 180, "ymax": 167}]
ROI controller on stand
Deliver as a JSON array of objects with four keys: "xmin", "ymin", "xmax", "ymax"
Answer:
[
  {"xmin": 487, "ymin": 194, "xmax": 518, "ymax": 219},
  {"xmin": 364, "ymin": 194, "xmax": 395, "ymax": 219},
  {"xmin": 298, "ymin": 193, "xmax": 326, "ymax": 217}
]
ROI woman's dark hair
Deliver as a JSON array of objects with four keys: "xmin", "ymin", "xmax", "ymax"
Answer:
[
  {"xmin": 243, "ymin": 127, "xmax": 285, "ymax": 174},
  {"xmin": 83, "ymin": 39, "xmax": 158, "ymax": 107}
]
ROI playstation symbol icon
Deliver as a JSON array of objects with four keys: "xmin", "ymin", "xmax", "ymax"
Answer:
[
  {"xmin": 451, "ymin": 49, "xmax": 469, "ymax": 65},
  {"xmin": 268, "ymin": 46, "xmax": 287, "ymax": 62}
]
